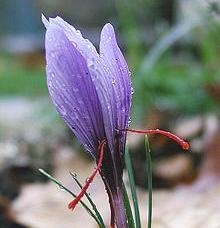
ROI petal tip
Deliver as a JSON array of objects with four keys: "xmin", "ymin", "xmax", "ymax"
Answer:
[
  {"xmin": 42, "ymin": 14, "xmax": 49, "ymax": 28},
  {"xmin": 103, "ymin": 23, "xmax": 114, "ymax": 32},
  {"xmin": 101, "ymin": 23, "xmax": 116, "ymax": 42}
]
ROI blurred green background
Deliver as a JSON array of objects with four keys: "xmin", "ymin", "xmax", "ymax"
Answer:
[{"xmin": 0, "ymin": 0, "xmax": 220, "ymax": 227}]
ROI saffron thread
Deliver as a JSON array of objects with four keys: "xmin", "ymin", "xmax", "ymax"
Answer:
[
  {"xmin": 124, "ymin": 128, "xmax": 189, "ymax": 150},
  {"xmin": 68, "ymin": 140, "xmax": 106, "ymax": 210}
]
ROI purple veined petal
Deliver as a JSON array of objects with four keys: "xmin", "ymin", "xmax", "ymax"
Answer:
[
  {"xmin": 43, "ymin": 15, "xmax": 99, "ymax": 61},
  {"xmin": 87, "ymin": 58, "xmax": 116, "ymax": 154},
  {"xmin": 99, "ymin": 23, "xmax": 132, "ymax": 153},
  {"xmin": 45, "ymin": 24, "xmax": 105, "ymax": 157}
]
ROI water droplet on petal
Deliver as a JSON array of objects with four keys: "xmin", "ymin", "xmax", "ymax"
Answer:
[
  {"xmin": 50, "ymin": 51, "xmax": 56, "ymax": 58},
  {"xmin": 72, "ymin": 87, "xmax": 79, "ymax": 93},
  {"xmin": 60, "ymin": 105, "xmax": 67, "ymax": 116},
  {"xmin": 131, "ymin": 87, "xmax": 134, "ymax": 95},
  {"xmin": 112, "ymin": 79, "xmax": 116, "ymax": 85},
  {"xmin": 50, "ymin": 89, "xmax": 54, "ymax": 94},
  {"xmin": 72, "ymin": 42, "xmax": 77, "ymax": 48},
  {"xmin": 48, "ymin": 80, "xmax": 52, "ymax": 87},
  {"xmin": 87, "ymin": 58, "xmax": 95, "ymax": 69},
  {"xmin": 50, "ymin": 72, "xmax": 55, "ymax": 78},
  {"xmin": 76, "ymin": 30, "xmax": 82, "ymax": 36},
  {"xmin": 78, "ymin": 99, "xmax": 83, "ymax": 105}
]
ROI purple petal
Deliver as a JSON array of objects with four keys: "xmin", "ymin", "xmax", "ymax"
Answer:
[
  {"xmin": 45, "ymin": 24, "xmax": 105, "ymax": 156},
  {"xmin": 99, "ymin": 23, "xmax": 132, "ymax": 150},
  {"xmin": 86, "ymin": 56, "xmax": 116, "ymax": 154},
  {"xmin": 46, "ymin": 16, "xmax": 99, "ymax": 61}
]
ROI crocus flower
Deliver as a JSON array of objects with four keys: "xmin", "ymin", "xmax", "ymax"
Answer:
[
  {"xmin": 43, "ymin": 15, "xmax": 189, "ymax": 228},
  {"xmin": 43, "ymin": 15, "xmax": 131, "ymax": 227}
]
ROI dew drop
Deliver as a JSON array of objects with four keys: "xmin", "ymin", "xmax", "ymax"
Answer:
[
  {"xmin": 76, "ymin": 30, "xmax": 82, "ymax": 36},
  {"xmin": 112, "ymin": 79, "xmax": 116, "ymax": 85},
  {"xmin": 131, "ymin": 87, "xmax": 134, "ymax": 95},
  {"xmin": 54, "ymin": 102, "xmax": 58, "ymax": 107},
  {"xmin": 58, "ymin": 186, "xmax": 65, "ymax": 191},
  {"xmin": 50, "ymin": 51, "xmax": 56, "ymax": 58},
  {"xmin": 78, "ymin": 99, "xmax": 83, "ymax": 105},
  {"xmin": 87, "ymin": 58, "xmax": 95, "ymax": 69},
  {"xmin": 86, "ymin": 178, "xmax": 91, "ymax": 183},
  {"xmin": 72, "ymin": 87, "xmax": 79, "ymax": 93},
  {"xmin": 71, "ymin": 173, "xmax": 77, "ymax": 178},
  {"xmin": 72, "ymin": 42, "xmax": 77, "ymax": 48},
  {"xmin": 60, "ymin": 105, "xmax": 67, "ymax": 116},
  {"xmin": 50, "ymin": 72, "xmax": 55, "ymax": 78},
  {"xmin": 48, "ymin": 80, "xmax": 52, "ymax": 87}
]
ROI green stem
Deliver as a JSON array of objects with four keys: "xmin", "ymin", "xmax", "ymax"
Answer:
[
  {"xmin": 122, "ymin": 181, "xmax": 135, "ymax": 228},
  {"xmin": 38, "ymin": 169, "xmax": 104, "ymax": 228},
  {"xmin": 69, "ymin": 172, "xmax": 105, "ymax": 228},
  {"xmin": 125, "ymin": 147, "xmax": 141, "ymax": 228},
  {"xmin": 145, "ymin": 136, "xmax": 152, "ymax": 228}
]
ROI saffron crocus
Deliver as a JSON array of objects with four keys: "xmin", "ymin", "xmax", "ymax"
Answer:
[
  {"xmin": 43, "ymin": 16, "xmax": 131, "ymax": 227},
  {"xmin": 43, "ymin": 16, "xmax": 189, "ymax": 228}
]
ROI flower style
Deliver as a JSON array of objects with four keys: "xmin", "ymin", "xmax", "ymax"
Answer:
[{"xmin": 43, "ymin": 16, "xmax": 131, "ymax": 227}]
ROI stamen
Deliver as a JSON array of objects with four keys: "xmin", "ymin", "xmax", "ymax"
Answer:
[
  {"xmin": 124, "ymin": 129, "xmax": 189, "ymax": 150},
  {"xmin": 68, "ymin": 140, "xmax": 106, "ymax": 210}
]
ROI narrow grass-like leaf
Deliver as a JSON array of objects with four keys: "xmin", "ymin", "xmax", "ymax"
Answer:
[
  {"xmin": 69, "ymin": 172, "xmax": 105, "ymax": 228},
  {"xmin": 38, "ymin": 169, "xmax": 104, "ymax": 228},
  {"xmin": 122, "ymin": 181, "xmax": 135, "ymax": 228},
  {"xmin": 145, "ymin": 136, "xmax": 152, "ymax": 228},
  {"xmin": 125, "ymin": 147, "xmax": 141, "ymax": 228}
]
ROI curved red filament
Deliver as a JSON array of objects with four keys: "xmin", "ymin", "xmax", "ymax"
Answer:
[
  {"xmin": 68, "ymin": 140, "xmax": 106, "ymax": 210},
  {"xmin": 125, "ymin": 128, "xmax": 189, "ymax": 150}
]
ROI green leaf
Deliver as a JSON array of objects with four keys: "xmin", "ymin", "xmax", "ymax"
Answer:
[
  {"xmin": 69, "ymin": 172, "xmax": 105, "ymax": 228},
  {"xmin": 122, "ymin": 181, "xmax": 135, "ymax": 228},
  {"xmin": 145, "ymin": 136, "xmax": 152, "ymax": 228},
  {"xmin": 125, "ymin": 147, "xmax": 141, "ymax": 228},
  {"xmin": 38, "ymin": 169, "xmax": 104, "ymax": 228}
]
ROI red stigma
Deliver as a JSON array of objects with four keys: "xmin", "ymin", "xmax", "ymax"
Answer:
[
  {"xmin": 68, "ymin": 140, "xmax": 106, "ymax": 210},
  {"xmin": 125, "ymin": 128, "xmax": 190, "ymax": 151}
]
